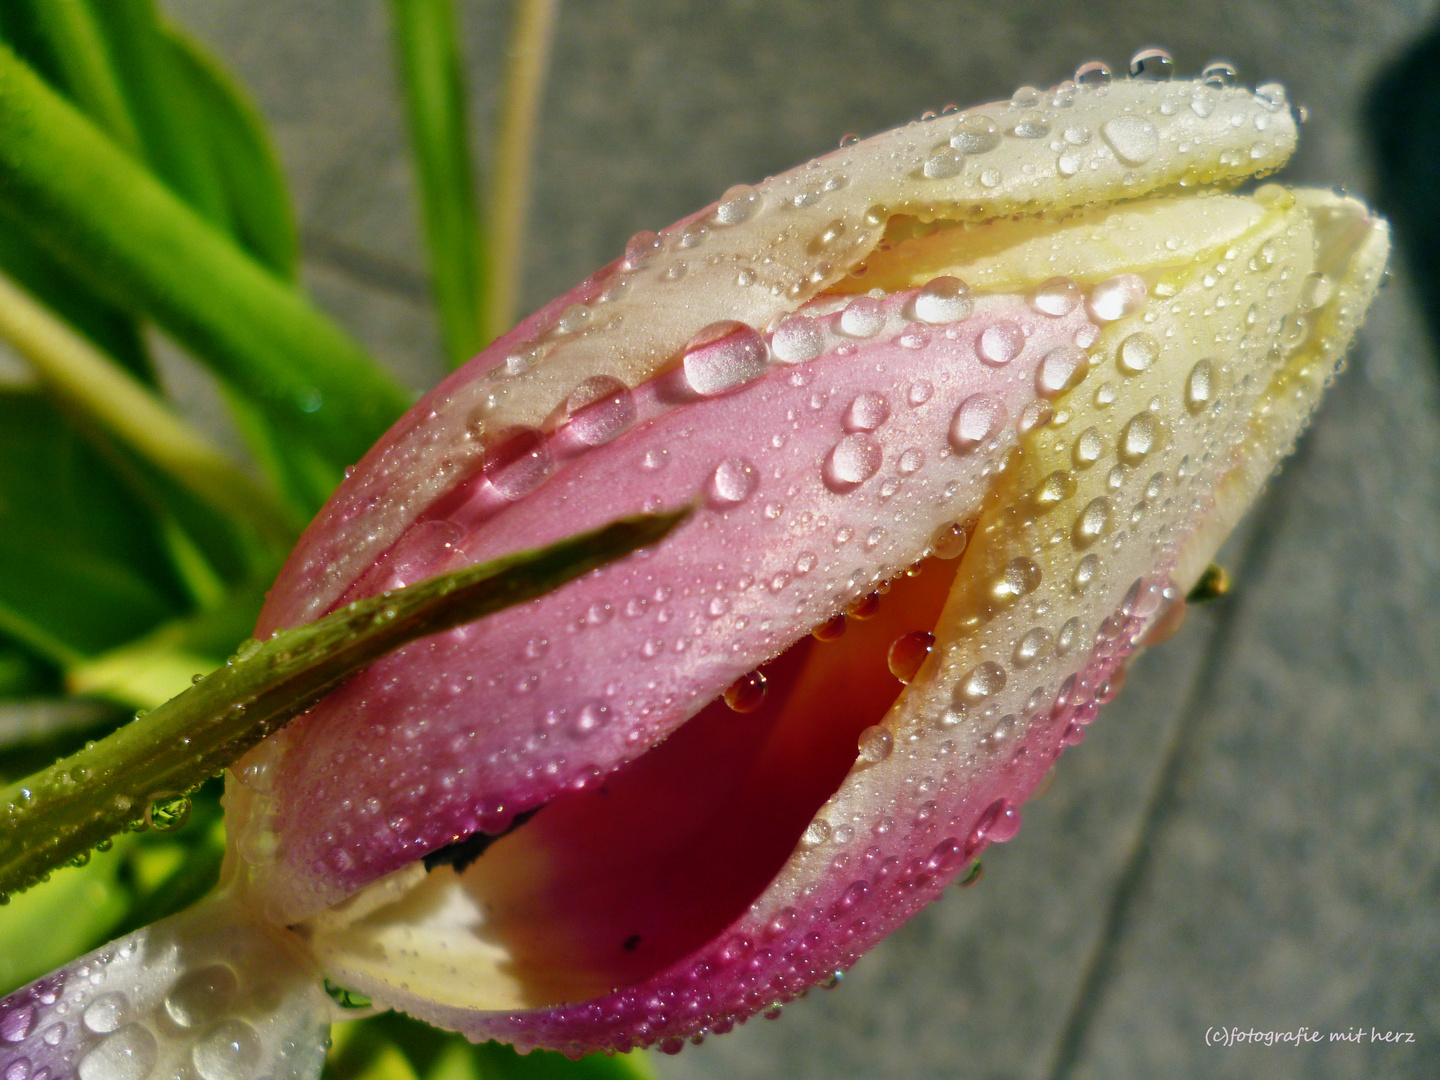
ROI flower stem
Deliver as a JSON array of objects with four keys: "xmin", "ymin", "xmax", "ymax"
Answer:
[{"xmin": 0, "ymin": 508, "xmax": 687, "ymax": 900}]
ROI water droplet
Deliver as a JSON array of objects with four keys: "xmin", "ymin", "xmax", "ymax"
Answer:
[
  {"xmin": 812, "ymin": 613, "xmax": 847, "ymax": 641},
  {"xmin": 1102, "ymin": 115, "xmax": 1161, "ymax": 168},
  {"xmin": 887, "ymin": 631, "xmax": 935, "ymax": 683},
  {"xmin": 898, "ymin": 448, "xmax": 924, "ymax": 474},
  {"xmin": 908, "ymin": 380, "xmax": 934, "ymax": 406},
  {"xmin": 1075, "ymin": 60, "xmax": 1113, "ymax": 87},
  {"xmin": 0, "ymin": 1005, "xmax": 35, "ymax": 1043},
  {"xmin": 1185, "ymin": 359, "xmax": 1215, "ymax": 411},
  {"xmin": 683, "ymin": 321, "xmax": 769, "ymax": 395},
  {"xmin": 974, "ymin": 798, "xmax": 1022, "ymax": 843},
  {"xmin": 555, "ymin": 303, "xmax": 590, "ymax": 335},
  {"xmin": 839, "ymin": 297, "xmax": 885, "ymax": 338},
  {"xmin": 563, "ymin": 376, "xmax": 635, "ymax": 446},
  {"xmin": 1072, "ymin": 554, "xmax": 1100, "ymax": 594},
  {"xmin": 1013, "ymin": 627, "xmax": 1053, "ymax": 668},
  {"xmin": 1254, "ymin": 82, "xmax": 1287, "ymax": 112},
  {"xmin": 857, "ymin": 724, "xmax": 894, "ymax": 765},
  {"xmin": 950, "ymin": 115, "xmax": 1001, "ymax": 154},
  {"xmin": 1088, "ymin": 274, "xmax": 1147, "ymax": 321},
  {"xmin": 724, "ymin": 671, "xmax": 768, "ymax": 713},
  {"xmin": 4, "ymin": 1058, "xmax": 30, "ymax": 1080},
  {"xmin": 1299, "ymin": 272, "xmax": 1333, "ymax": 311},
  {"xmin": 824, "ymin": 434, "xmax": 883, "ymax": 491},
  {"xmin": 922, "ymin": 148, "xmax": 965, "ymax": 179},
  {"xmin": 1119, "ymin": 412, "xmax": 1160, "ymax": 463},
  {"xmin": 1010, "ymin": 116, "xmax": 1050, "ymax": 139},
  {"xmin": 932, "ymin": 522, "xmax": 968, "ymax": 559},
  {"xmin": 707, "ymin": 458, "xmax": 759, "ymax": 506},
  {"xmin": 483, "ymin": 426, "xmax": 552, "ymax": 499},
  {"xmin": 1036, "ymin": 345, "xmax": 1090, "ymax": 398},
  {"xmin": 1201, "ymin": 60, "xmax": 1237, "ymax": 87},
  {"xmin": 847, "ymin": 592, "xmax": 881, "ymax": 620},
  {"xmin": 40, "ymin": 1023, "xmax": 64, "ymax": 1047},
  {"xmin": 571, "ymin": 701, "xmax": 610, "ymax": 737},
  {"xmin": 1074, "ymin": 426, "xmax": 1104, "ymax": 467},
  {"xmin": 977, "ymin": 320, "xmax": 1024, "ymax": 365},
  {"xmin": 192, "ymin": 1020, "xmax": 260, "ymax": 1080},
  {"xmin": 146, "ymin": 793, "xmax": 190, "ymax": 832},
  {"xmin": 771, "ymin": 315, "xmax": 824, "ymax": 363},
  {"xmin": 992, "ymin": 557, "xmax": 1043, "ymax": 603},
  {"xmin": 950, "ymin": 394, "xmax": 1005, "ymax": 451},
  {"xmin": 1033, "ymin": 469, "xmax": 1075, "ymax": 509},
  {"xmin": 1117, "ymin": 332, "xmax": 1159, "ymax": 375},
  {"xmin": 802, "ymin": 819, "xmax": 832, "ymax": 846},
  {"xmin": 912, "ymin": 277, "xmax": 973, "ymax": 324},
  {"xmin": 82, "ymin": 993, "xmax": 128, "ymax": 1034},
  {"xmin": 1033, "ymin": 277, "xmax": 1081, "ymax": 316},
  {"xmin": 844, "ymin": 392, "xmax": 891, "ymax": 432},
  {"xmin": 959, "ymin": 662, "xmax": 1006, "ymax": 704},
  {"xmin": 1074, "ymin": 497, "xmax": 1112, "ymax": 546},
  {"xmin": 623, "ymin": 230, "xmax": 661, "ymax": 270},
  {"xmin": 1128, "ymin": 48, "xmax": 1174, "ymax": 81},
  {"xmin": 79, "ymin": 1026, "xmax": 156, "ymax": 1080}
]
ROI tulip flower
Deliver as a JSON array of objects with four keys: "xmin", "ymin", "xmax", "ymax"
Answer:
[{"xmin": 0, "ymin": 61, "xmax": 1387, "ymax": 1073}]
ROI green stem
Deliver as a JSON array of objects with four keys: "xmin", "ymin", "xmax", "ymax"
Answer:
[
  {"xmin": 390, "ymin": 0, "xmax": 485, "ymax": 368},
  {"xmin": 0, "ymin": 270, "xmax": 301, "ymax": 547},
  {"xmin": 0, "ymin": 41, "xmax": 410, "ymax": 469},
  {"xmin": 0, "ymin": 509, "xmax": 687, "ymax": 899},
  {"xmin": 482, "ymin": 0, "xmax": 558, "ymax": 344}
]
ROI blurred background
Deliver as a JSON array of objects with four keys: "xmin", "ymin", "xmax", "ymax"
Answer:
[{"xmin": 2, "ymin": 1, "xmax": 1437, "ymax": 1078}]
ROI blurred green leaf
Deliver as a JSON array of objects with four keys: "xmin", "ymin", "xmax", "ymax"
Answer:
[
  {"xmin": 0, "ymin": 391, "xmax": 188, "ymax": 661},
  {"xmin": 390, "ymin": 0, "xmax": 486, "ymax": 368},
  {"xmin": 29, "ymin": 0, "xmax": 141, "ymax": 155},
  {"xmin": 0, "ymin": 40, "xmax": 410, "ymax": 470}
]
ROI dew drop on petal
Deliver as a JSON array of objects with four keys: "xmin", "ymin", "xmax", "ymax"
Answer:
[
  {"xmin": 623, "ymin": 230, "xmax": 661, "ymax": 270},
  {"xmin": 932, "ymin": 522, "xmax": 968, "ymax": 559},
  {"xmin": 1186, "ymin": 359, "xmax": 1216, "ymax": 412},
  {"xmin": 950, "ymin": 115, "xmax": 1001, "ymax": 154},
  {"xmin": 812, "ymin": 613, "xmax": 847, "ymax": 640},
  {"xmin": 483, "ymin": 426, "xmax": 552, "ymax": 499},
  {"xmin": 1119, "ymin": 412, "xmax": 1160, "ymax": 463},
  {"xmin": 771, "ymin": 315, "xmax": 824, "ymax": 363},
  {"xmin": 1075, "ymin": 60, "xmax": 1113, "ymax": 86},
  {"xmin": 1102, "ymin": 115, "xmax": 1160, "ymax": 165},
  {"xmin": 1074, "ymin": 497, "xmax": 1112, "ymax": 546},
  {"xmin": 78, "ymin": 1026, "xmax": 156, "ymax": 1080},
  {"xmin": 959, "ymin": 661, "xmax": 1006, "ymax": 704},
  {"xmin": 724, "ymin": 670, "xmax": 768, "ymax": 713},
  {"xmin": 565, "ymin": 376, "xmax": 635, "ymax": 446},
  {"xmin": 912, "ymin": 276, "xmax": 973, "ymax": 323},
  {"xmin": 824, "ymin": 434, "xmax": 883, "ymax": 491},
  {"xmin": 683, "ymin": 321, "xmax": 770, "ymax": 395},
  {"xmin": 1128, "ymin": 47, "xmax": 1174, "ymax": 81},
  {"xmin": 1013, "ymin": 627, "xmax": 1053, "ymax": 668},
  {"xmin": 908, "ymin": 380, "xmax": 934, "ymax": 406},
  {"xmin": 839, "ymin": 297, "xmax": 886, "ymax": 338},
  {"xmin": 844, "ymin": 392, "xmax": 891, "ymax": 432},
  {"xmin": 1087, "ymin": 274, "xmax": 1147, "ymax": 321},
  {"xmin": 715, "ymin": 183, "xmax": 761, "ymax": 225},
  {"xmin": 974, "ymin": 798, "xmax": 1022, "ymax": 842},
  {"xmin": 1117, "ymin": 331, "xmax": 1159, "ymax": 374},
  {"xmin": 1033, "ymin": 277, "xmax": 1081, "ymax": 316},
  {"xmin": 950, "ymin": 394, "xmax": 1005, "ymax": 451},
  {"xmin": 977, "ymin": 320, "xmax": 1024, "ymax": 365},
  {"xmin": 191, "ymin": 1020, "xmax": 261, "ymax": 1080},
  {"xmin": 0, "ymin": 1005, "xmax": 35, "ymax": 1043},
  {"xmin": 923, "ymin": 148, "xmax": 965, "ymax": 179},
  {"xmin": 856, "ymin": 724, "xmax": 894, "ymax": 765},
  {"xmin": 887, "ymin": 631, "xmax": 935, "ymax": 683},
  {"xmin": 1036, "ymin": 345, "xmax": 1090, "ymax": 397},
  {"xmin": 82, "ymin": 994, "xmax": 128, "ymax": 1034},
  {"xmin": 1201, "ymin": 60, "xmax": 1238, "ymax": 87},
  {"xmin": 707, "ymin": 458, "xmax": 759, "ymax": 506}
]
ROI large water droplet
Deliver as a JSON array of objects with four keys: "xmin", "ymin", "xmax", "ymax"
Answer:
[
  {"xmin": 1102, "ymin": 115, "xmax": 1160, "ymax": 165},
  {"xmin": 683, "ymin": 321, "xmax": 769, "ymax": 395},
  {"xmin": 564, "ymin": 376, "xmax": 635, "ymax": 446},
  {"xmin": 974, "ymin": 798, "xmax": 1022, "ymax": 843},
  {"xmin": 1201, "ymin": 60, "xmax": 1238, "ymax": 87},
  {"xmin": 912, "ymin": 276, "xmax": 973, "ymax": 324},
  {"xmin": 1117, "ymin": 332, "xmax": 1159, "ymax": 374},
  {"xmin": 78, "ymin": 1026, "xmax": 156, "ymax": 1080},
  {"xmin": 0, "ymin": 1005, "xmax": 35, "ymax": 1043},
  {"xmin": 923, "ymin": 148, "xmax": 965, "ymax": 179},
  {"xmin": 1119, "ymin": 412, "xmax": 1160, "ymax": 463},
  {"xmin": 1033, "ymin": 277, "xmax": 1081, "ymax": 316},
  {"xmin": 1186, "ymin": 359, "xmax": 1215, "ymax": 412},
  {"xmin": 724, "ymin": 671, "xmax": 768, "ymax": 713},
  {"xmin": 1128, "ymin": 48, "xmax": 1174, "ymax": 81},
  {"xmin": 887, "ymin": 631, "xmax": 935, "ymax": 683},
  {"xmin": 715, "ymin": 184, "xmax": 761, "ymax": 225},
  {"xmin": 839, "ymin": 297, "xmax": 885, "ymax": 338},
  {"xmin": 707, "ymin": 458, "xmax": 759, "ymax": 506},
  {"xmin": 992, "ymin": 557, "xmax": 1042, "ymax": 603},
  {"xmin": 959, "ymin": 661, "xmax": 1006, "ymax": 703},
  {"xmin": 623, "ymin": 230, "xmax": 661, "ymax": 270},
  {"xmin": 950, "ymin": 394, "xmax": 1005, "ymax": 451},
  {"xmin": 1075, "ymin": 61, "xmax": 1113, "ymax": 87},
  {"xmin": 1088, "ymin": 274, "xmax": 1147, "ymax": 321},
  {"xmin": 82, "ymin": 994, "xmax": 128, "ymax": 1034},
  {"xmin": 483, "ymin": 427, "xmax": 551, "ymax": 499},
  {"xmin": 844, "ymin": 392, "xmax": 891, "ymax": 432},
  {"xmin": 950, "ymin": 115, "xmax": 1001, "ymax": 154},
  {"xmin": 192, "ymin": 1020, "xmax": 261, "ymax": 1080},
  {"xmin": 823, "ymin": 434, "xmax": 883, "ymax": 491},
  {"xmin": 977, "ymin": 321, "xmax": 1024, "ymax": 366},
  {"xmin": 1036, "ymin": 345, "xmax": 1090, "ymax": 398},
  {"xmin": 856, "ymin": 725, "xmax": 894, "ymax": 765},
  {"xmin": 145, "ymin": 793, "xmax": 190, "ymax": 832},
  {"xmin": 1013, "ymin": 627, "xmax": 1053, "ymax": 668},
  {"xmin": 932, "ymin": 522, "xmax": 968, "ymax": 559},
  {"xmin": 165, "ymin": 965, "xmax": 238, "ymax": 1029},
  {"xmin": 1074, "ymin": 426, "xmax": 1104, "ymax": 467},
  {"xmin": 1010, "ymin": 116, "xmax": 1051, "ymax": 139},
  {"xmin": 771, "ymin": 315, "xmax": 823, "ymax": 363},
  {"xmin": 1074, "ymin": 497, "xmax": 1112, "ymax": 546}
]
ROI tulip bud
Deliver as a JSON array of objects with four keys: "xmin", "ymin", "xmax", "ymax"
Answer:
[{"xmin": 0, "ymin": 65, "xmax": 1387, "ymax": 1071}]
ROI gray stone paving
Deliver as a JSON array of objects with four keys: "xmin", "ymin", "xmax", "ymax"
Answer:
[{"xmin": 161, "ymin": 2, "xmax": 1440, "ymax": 1076}]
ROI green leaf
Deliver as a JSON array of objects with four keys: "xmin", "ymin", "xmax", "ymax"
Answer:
[
  {"xmin": 0, "ymin": 391, "xmax": 187, "ymax": 661},
  {"xmin": 0, "ymin": 508, "xmax": 689, "ymax": 897},
  {"xmin": 0, "ymin": 41, "xmax": 410, "ymax": 470},
  {"xmin": 27, "ymin": 0, "xmax": 141, "ymax": 155},
  {"xmin": 390, "ymin": 0, "xmax": 486, "ymax": 367}
]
